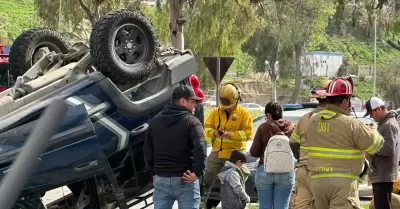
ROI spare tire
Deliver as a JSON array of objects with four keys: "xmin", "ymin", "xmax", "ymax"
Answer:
[
  {"xmin": 90, "ymin": 9, "xmax": 160, "ymax": 84},
  {"xmin": 9, "ymin": 28, "xmax": 69, "ymax": 79},
  {"xmin": 387, "ymin": 40, "xmax": 400, "ymax": 50}
]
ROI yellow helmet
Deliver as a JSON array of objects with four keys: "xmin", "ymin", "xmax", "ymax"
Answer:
[
  {"xmin": 219, "ymin": 83, "xmax": 241, "ymax": 109},
  {"xmin": 322, "ymin": 80, "xmax": 331, "ymax": 89},
  {"xmin": 310, "ymin": 80, "xmax": 331, "ymax": 99}
]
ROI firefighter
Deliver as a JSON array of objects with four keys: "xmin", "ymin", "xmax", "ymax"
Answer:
[
  {"xmin": 304, "ymin": 77, "xmax": 384, "ymax": 209},
  {"xmin": 290, "ymin": 80, "xmax": 330, "ymax": 209},
  {"xmin": 203, "ymin": 83, "xmax": 253, "ymax": 209}
]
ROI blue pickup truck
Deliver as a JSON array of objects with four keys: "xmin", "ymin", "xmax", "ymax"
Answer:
[{"xmin": 0, "ymin": 9, "xmax": 200, "ymax": 209}]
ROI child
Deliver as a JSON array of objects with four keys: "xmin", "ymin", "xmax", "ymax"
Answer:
[{"xmin": 218, "ymin": 149, "xmax": 251, "ymax": 209}]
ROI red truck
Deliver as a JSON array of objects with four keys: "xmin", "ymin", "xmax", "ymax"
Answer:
[
  {"xmin": 0, "ymin": 44, "xmax": 9, "ymax": 91},
  {"xmin": 0, "ymin": 44, "xmax": 8, "ymax": 64}
]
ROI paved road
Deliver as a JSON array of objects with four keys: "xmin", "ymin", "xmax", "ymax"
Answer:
[
  {"xmin": 42, "ymin": 187, "xmax": 194, "ymax": 209},
  {"xmin": 43, "ymin": 186, "xmax": 369, "ymax": 209},
  {"xmin": 42, "ymin": 187, "xmax": 260, "ymax": 208}
]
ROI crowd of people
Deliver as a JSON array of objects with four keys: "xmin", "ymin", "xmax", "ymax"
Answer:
[{"xmin": 143, "ymin": 74, "xmax": 400, "ymax": 209}]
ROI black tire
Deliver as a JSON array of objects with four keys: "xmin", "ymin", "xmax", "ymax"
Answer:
[
  {"xmin": 387, "ymin": 40, "xmax": 400, "ymax": 50},
  {"xmin": 89, "ymin": 9, "xmax": 160, "ymax": 84},
  {"xmin": 9, "ymin": 28, "xmax": 69, "ymax": 79}
]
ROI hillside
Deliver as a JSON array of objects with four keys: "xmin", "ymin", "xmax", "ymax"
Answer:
[
  {"xmin": 320, "ymin": 36, "xmax": 400, "ymax": 67},
  {"xmin": 0, "ymin": 0, "xmax": 35, "ymax": 43}
]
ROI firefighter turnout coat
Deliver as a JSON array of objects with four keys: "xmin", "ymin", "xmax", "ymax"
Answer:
[
  {"xmin": 304, "ymin": 104, "xmax": 384, "ymax": 181},
  {"xmin": 204, "ymin": 105, "xmax": 253, "ymax": 159},
  {"xmin": 290, "ymin": 106, "xmax": 325, "ymax": 166}
]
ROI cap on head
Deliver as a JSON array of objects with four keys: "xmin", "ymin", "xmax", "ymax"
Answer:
[
  {"xmin": 363, "ymin": 97, "xmax": 385, "ymax": 117},
  {"xmin": 316, "ymin": 77, "xmax": 354, "ymax": 97},
  {"xmin": 172, "ymin": 85, "xmax": 202, "ymax": 101},
  {"xmin": 219, "ymin": 83, "xmax": 241, "ymax": 109}
]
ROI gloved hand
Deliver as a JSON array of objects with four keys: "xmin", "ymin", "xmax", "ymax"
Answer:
[
  {"xmin": 243, "ymin": 195, "xmax": 250, "ymax": 203},
  {"xmin": 214, "ymin": 130, "xmax": 222, "ymax": 138}
]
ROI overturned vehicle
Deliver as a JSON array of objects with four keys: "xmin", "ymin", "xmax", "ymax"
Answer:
[{"xmin": 0, "ymin": 9, "xmax": 198, "ymax": 209}]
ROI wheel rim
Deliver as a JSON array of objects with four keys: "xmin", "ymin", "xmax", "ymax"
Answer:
[
  {"xmin": 30, "ymin": 41, "xmax": 63, "ymax": 65},
  {"xmin": 112, "ymin": 23, "xmax": 149, "ymax": 67}
]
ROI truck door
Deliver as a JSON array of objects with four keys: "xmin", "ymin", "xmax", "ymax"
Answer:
[{"xmin": 22, "ymin": 103, "xmax": 104, "ymax": 192}]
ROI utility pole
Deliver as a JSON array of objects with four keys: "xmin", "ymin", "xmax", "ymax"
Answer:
[
  {"xmin": 373, "ymin": 14, "xmax": 377, "ymax": 96},
  {"xmin": 58, "ymin": 0, "xmax": 62, "ymax": 29},
  {"xmin": 216, "ymin": 57, "xmax": 220, "ymax": 106}
]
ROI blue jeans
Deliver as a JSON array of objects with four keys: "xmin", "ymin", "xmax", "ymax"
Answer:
[
  {"xmin": 255, "ymin": 165, "xmax": 295, "ymax": 209},
  {"xmin": 153, "ymin": 176, "xmax": 200, "ymax": 209}
]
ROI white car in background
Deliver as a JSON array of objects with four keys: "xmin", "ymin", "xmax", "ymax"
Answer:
[
  {"xmin": 203, "ymin": 95, "xmax": 217, "ymax": 107},
  {"xmin": 140, "ymin": 0, "xmax": 162, "ymax": 7},
  {"xmin": 203, "ymin": 100, "xmax": 217, "ymax": 107},
  {"xmin": 242, "ymin": 103, "xmax": 264, "ymax": 111}
]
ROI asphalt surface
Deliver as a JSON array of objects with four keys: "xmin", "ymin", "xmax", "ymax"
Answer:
[
  {"xmin": 42, "ymin": 186, "xmax": 370, "ymax": 209},
  {"xmin": 42, "ymin": 187, "xmax": 226, "ymax": 208}
]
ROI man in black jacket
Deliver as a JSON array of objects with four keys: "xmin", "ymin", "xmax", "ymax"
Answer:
[
  {"xmin": 365, "ymin": 97, "xmax": 400, "ymax": 209},
  {"xmin": 144, "ymin": 85, "xmax": 207, "ymax": 209}
]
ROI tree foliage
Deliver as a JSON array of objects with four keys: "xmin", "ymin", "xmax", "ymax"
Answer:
[
  {"xmin": 182, "ymin": 0, "xmax": 261, "ymax": 89},
  {"xmin": 242, "ymin": 0, "xmax": 335, "ymax": 102},
  {"xmin": 377, "ymin": 59, "xmax": 400, "ymax": 107},
  {"xmin": 33, "ymin": 0, "xmax": 134, "ymax": 41},
  {"xmin": 229, "ymin": 46, "xmax": 256, "ymax": 75}
]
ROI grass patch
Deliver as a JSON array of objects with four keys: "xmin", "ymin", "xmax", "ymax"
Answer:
[
  {"xmin": 362, "ymin": 203, "xmax": 370, "ymax": 209},
  {"xmin": 0, "ymin": 0, "xmax": 36, "ymax": 40}
]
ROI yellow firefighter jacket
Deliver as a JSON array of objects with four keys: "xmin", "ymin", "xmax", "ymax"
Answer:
[
  {"xmin": 290, "ymin": 106, "xmax": 325, "ymax": 166},
  {"xmin": 393, "ymin": 172, "xmax": 400, "ymax": 194},
  {"xmin": 304, "ymin": 104, "xmax": 384, "ymax": 181},
  {"xmin": 204, "ymin": 105, "xmax": 253, "ymax": 159}
]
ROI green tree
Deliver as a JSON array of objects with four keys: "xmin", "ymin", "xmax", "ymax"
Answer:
[
  {"xmin": 182, "ymin": 0, "xmax": 261, "ymax": 89},
  {"xmin": 229, "ymin": 47, "xmax": 256, "ymax": 75},
  {"xmin": 140, "ymin": 7, "xmax": 170, "ymax": 45},
  {"xmin": 34, "ymin": 0, "xmax": 134, "ymax": 41},
  {"xmin": 243, "ymin": 0, "xmax": 335, "ymax": 103}
]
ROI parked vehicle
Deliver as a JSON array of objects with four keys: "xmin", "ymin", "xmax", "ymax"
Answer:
[
  {"xmin": 241, "ymin": 103, "xmax": 264, "ymax": 111},
  {"xmin": 208, "ymin": 103, "xmax": 375, "ymax": 202},
  {"xmin": 203, "ymin": 95, "xmax": 217, "ymax": 107},
  {"xmin": 0, "ymin": 44, "xmax": 8, "ymax": 64},
  {"xmin": 140, "ymin": 0, "xmax": 157, "ymax": 7},
  {"xmin": 0, "ymin": 44, "xmax": 10, "ymax": 92},
  {"xmin": 0, "ymin": 9, "xmax": 198, "ymax": 209}
]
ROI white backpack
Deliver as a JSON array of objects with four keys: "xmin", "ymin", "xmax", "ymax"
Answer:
[{"xmin": 263, "ymin": 133, "xmax": 295, "ymax": 173}]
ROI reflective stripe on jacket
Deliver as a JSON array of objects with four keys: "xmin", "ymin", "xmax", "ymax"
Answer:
[
  {"xmin": 204, "ymin": 105, "xmax": 253, "ymax": 159},
  {"xmin": 290, "ymin": 106, "xmax": 324, "ymax": 166},
  {"xmin": 304, "ymin": 104, "xmax": 384, "ymax": 180}
]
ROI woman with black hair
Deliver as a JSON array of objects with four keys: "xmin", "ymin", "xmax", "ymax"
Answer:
[{"xmin": 250, "ymin": 102, "xmax": 296, "ymax": 209}]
